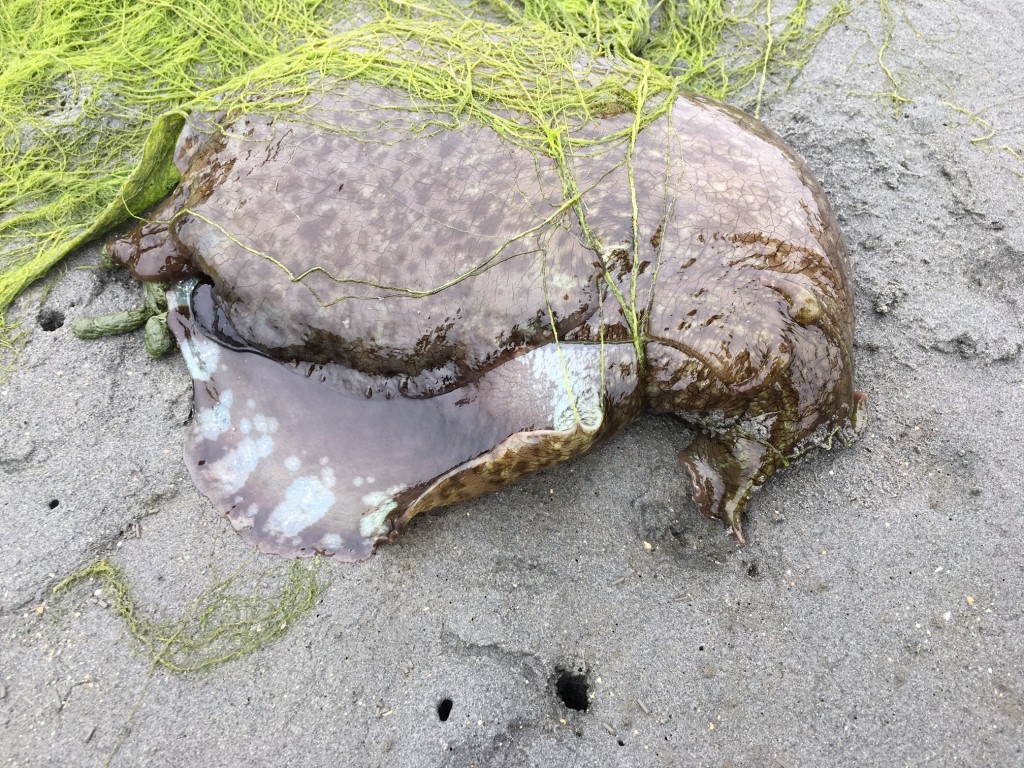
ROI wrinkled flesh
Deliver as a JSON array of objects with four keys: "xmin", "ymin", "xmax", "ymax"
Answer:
[{"xmin": 110, "ymin": 82, "xmax": 862, "ymax": 558}]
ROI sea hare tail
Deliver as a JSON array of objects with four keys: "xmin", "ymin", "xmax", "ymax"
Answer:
[{"xmin": 679, "ymin": 431, "xmax": 777, "ymax": 545}]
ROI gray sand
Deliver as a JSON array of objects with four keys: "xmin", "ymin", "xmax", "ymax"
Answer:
[{"xmin": 2, "ymin": 3, "xmax": 1022, "ymax": 765}]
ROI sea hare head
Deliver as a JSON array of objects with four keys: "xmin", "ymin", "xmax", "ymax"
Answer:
[{"xmin": 108, "ymin": 77, "xmax": 863, "ymax": 559}]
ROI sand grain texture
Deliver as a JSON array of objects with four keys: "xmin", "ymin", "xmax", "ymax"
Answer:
[{"xmin": 1, "ymin": 3, "xmax": 1022, "ymax": 765}]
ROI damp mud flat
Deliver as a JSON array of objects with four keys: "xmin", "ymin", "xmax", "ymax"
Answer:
[
  {"xmin": 2, "ymin": 3, "xmax": 1024, "ymax": 766},
  {"xmin": 103, "ymin": 78, "xmax": 863, "ymax": 560}
]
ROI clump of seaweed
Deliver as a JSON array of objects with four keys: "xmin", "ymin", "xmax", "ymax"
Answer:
[{"xmin": 52, "ymin": 557, "xmax": 331, "ymax": 672}]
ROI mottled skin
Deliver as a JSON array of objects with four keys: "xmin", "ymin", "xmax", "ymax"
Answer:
[{"xmin": 109, "ymin": 81, "xmax": 864, "ymax": 558}]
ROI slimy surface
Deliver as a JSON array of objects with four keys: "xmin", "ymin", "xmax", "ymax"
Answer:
[
  {"xmin": 168, "ymin": 282, "xmax": 639, "ymax": 559},
  {"xmin": 111, "ymin": 78, "xmax": 862, "ymax": 557}
]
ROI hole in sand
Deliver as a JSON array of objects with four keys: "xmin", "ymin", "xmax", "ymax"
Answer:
[
  {"xmin": 48, "ymin": 499, "xmax": 60, "ymax": 510},
  {"xmin": 38, "ymin": 309, "xmax": 65, "ymax": 332},
  {"xmin": 437, "ymin": 698, "xmax": 453, "ymax": 722},
  {"xmin": 554, "ymin": 667, "xmax": 589, "ymax": 712}
]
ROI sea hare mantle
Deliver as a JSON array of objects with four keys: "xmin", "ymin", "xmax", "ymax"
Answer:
[{"xmin": 106, "ymin": 80, "xmax": 866, "ymax": 561}]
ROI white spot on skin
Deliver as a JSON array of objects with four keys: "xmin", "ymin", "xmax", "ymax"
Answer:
[
  {"xmin": 361, "ymin": 491, "xmax": 391, "ymax": 509},
  {"xmin": 358, "ymin": 486, "xmax": 405, "ymax": 538},
  {"xmin": 359, "ymin": 502, "xmax": 396, "ymax": 539},
  {"xmin": 173, "ymin": 282, "xmax": 223, "ymax": 385},
  {"xmin": 240, "ymin": 418, "xmax": 252, "ymax": 435},
  {"xmin": 321, "ymin": 534, "xmax": 343, "ymax": 550},
  {"xmin": 266, "ymin": 475, "xmax": 337, "ymax": 537},
  {"xmin": 284, "ymin": 455, "xmax": 301, "ymax": 472},
  {"xmin": 196, "ymin": 389, "xmax": 234, "ymax": 441},
  {"xmin": 252, "ymin": 413, "xmax": 278, "ymax": 435},
  {"xmin": 201, "ymin": 435, "xmax": 275, "ymax": 497},
  {"xmin": 180, "ymin": 335, "xmax": 221, "ymax": 382},
  {"xmin": 520, "ymin": 345, "xmax": 604, "ymax": 431},
  {"xmin": 174, "ymin": 281, "xmax": 221, "ymax": 383},
  {"xmin": 352, "ymin": 476, "xmax": 364, "ymax": 487}
]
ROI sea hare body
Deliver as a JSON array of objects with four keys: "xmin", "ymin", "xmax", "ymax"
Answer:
[{"xmin": 109, "ymin": 81, "xmax": 864, "ymax": 560}]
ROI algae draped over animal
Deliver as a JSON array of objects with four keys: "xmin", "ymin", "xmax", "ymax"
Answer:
[
  {"xmin": 0, "ymin": 0, "xmax": 855, "ymax": 358},
  {"xmin": 115, "ymin": 73, "xmax": 861, "ymax": 557},
  {"xmin": 9, "ymin": 0, "xmax": 858, "ymax": 671}
]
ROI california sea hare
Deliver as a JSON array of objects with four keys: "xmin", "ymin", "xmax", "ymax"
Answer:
[{"xmin": 107, "ymin": 80, "xmax": 865, "ymax": 560}]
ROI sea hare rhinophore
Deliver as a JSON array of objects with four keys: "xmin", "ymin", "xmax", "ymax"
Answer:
[{"xmin": 107, "ymin": 79, "xmax": 865, "ymax": 560}]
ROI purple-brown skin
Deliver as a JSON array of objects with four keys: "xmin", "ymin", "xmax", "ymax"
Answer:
[{"xmin": 108, "ymin": 82, "xmax": 865, "ymax": 560}]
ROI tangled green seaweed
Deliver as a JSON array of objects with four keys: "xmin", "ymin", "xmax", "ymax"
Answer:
[
  {"xmin": 1, "ymin": 0, "xmax": 854, "ymax": 357},
  {"xmin": 52, "ymin": 556, "xmax": 331, "ymax": 672}
]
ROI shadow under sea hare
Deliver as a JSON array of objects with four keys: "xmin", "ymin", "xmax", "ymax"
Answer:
[{"xmin": 107, "ymin": 78, "xmax": 866, "ymax": 561}]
